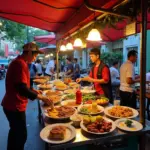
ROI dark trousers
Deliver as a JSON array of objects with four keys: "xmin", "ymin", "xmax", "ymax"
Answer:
[
  {"xmin": 3, "ymin": 108, "xmax": 27, "ymax": 150},
  {"xmin": 119, "ymin": 90, "xmax": 136, "ymax": 109}
]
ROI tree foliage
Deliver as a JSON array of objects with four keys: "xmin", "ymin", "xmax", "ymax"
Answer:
[
  {"xmin": 0, "ymin": 19, "xmax": 50, "ymax": 51},
  {"xmin": 101, "ymin": 51, "xmax": 123, "ymax": 66}
]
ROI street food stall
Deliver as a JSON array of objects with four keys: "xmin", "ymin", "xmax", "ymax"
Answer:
[{"xmin": 0, "ymin": 0, "xmax": 150, "ymax": 150}]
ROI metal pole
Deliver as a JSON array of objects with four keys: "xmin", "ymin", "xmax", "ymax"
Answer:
[
  {"xmin": 140, "ymin": 0, "xmax": 148, "ymax": 126},
  {"xmin": 56, "ymin": 40, "xmax": 59, "ymax": 79}
]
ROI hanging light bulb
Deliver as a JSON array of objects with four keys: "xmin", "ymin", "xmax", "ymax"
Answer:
[
  {"xmin": 66, "ymin": 42, "xmax": 73, "ymax": 50},
  {"xmin": 86, "ymin": 28, "xmax": 102, "ymax": 42},
  {"xmin": 60, "ymin": 45, "xmax": 66, "ymax": 51},
  {"xmin": 73, "ymin": 38, "xmax": 83, "ymax": 47}
]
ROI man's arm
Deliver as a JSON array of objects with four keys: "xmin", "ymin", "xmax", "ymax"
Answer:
[
  {"xmin": 126, "ymin": 65, "xmax": 140, "ymax": 84},
  {"xmin": 77, "ymin": 66, "xmax": 109, "ymax": 84}
]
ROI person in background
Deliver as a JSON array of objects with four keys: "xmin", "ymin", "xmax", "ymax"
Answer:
[
  {"xmin": 35, "ymin": 59, "xmax": 43, "ymax": 76},
  {"xmin": 45, "ymin": 57, "xmax": 56, "ymax": 77},
  {"xmin": 73, "ymin": 58, "xmax": 80, "ymax": 80},
  {"xmin": 28, "ymin": 62, "xmax": 37, "ymax": 89},
  {"xmin": 76, "ymin": 48, "xmax": 113, "ymax": 102},
  {"xmin": 146, "ymin": 70, "xmax": 150, "ymax": 81},
  {"xmin": 110, "ymin": 61, "xmax": 120, "ymax": 86},
  {"xmin": 120, "ymin": 50, "xmax": 140, "ymax": 108},
  {"xmin": 1, "ymin": 42, "xmax": 53, "ymax": 150},
  {"xmin": 65, "ymin": 57, "xmax": 74, "ymax": 78}
]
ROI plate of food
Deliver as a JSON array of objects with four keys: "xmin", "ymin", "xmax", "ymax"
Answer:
[
  {"xmin": 61, "ymin": 100, "xmax": 81, "ymax": 108},
  {"xmin": 55, "ymin": 83, "xmax": 68, "ymax": 91},
  {"xmin": 45, "ymin": 106, "xmax": 76, "ymax": 120},
  {"xmin": 78, "ymin": 103, "xmax": 104, "ymax": 115},
  {"xmin": 115, "ymin": 118, "xmax": 143, "ymax": 132},
  {"xmin": 81, "ymin": 89, "xmax": 96, "ymax": 94},
  {"xmin": 62, "ymin": 94, "xmax": 76, "ymax": 101},
  {"xmin": 69, "ymin": 82, "xmax": 80, "ymax": 89},
  {"xmin": 64, "ymin": 89, "xmax": 76, "ymax": 94},
  {"xmin": 104, "ymin": 106, "xmax": 139, "ymax": 119},
  {"xmin": 40, "ymin": 123, "xmax": 76, "ymax": 144},
  {"xmin": 45, "ymin": 95, "xmax": 62, "ymax": 104},
  {"xmin": 37, "ymin": 84, "xmax": 53, "ymax": 90},
  {"xmin": 80, "ymin": 115, "xmax": 116, "ymax": 135},
  {"xmin": 96, "ymin": 97, "xmax": 109, "ymax": 106},
  {"xmin": 43, "ymin": 90, "xmax": 63, "ymax": 96},
  {"xmin": 53, "ymin": 80, "xmax": 64, "ymax": 86},
  {"xmin": 33, "ymin": 79, "xmax": 47, "ymax": 84}
]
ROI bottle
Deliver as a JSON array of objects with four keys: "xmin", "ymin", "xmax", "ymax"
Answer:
[{"xmin": 76, "ymin": 88, "xmax": 82, "ymax": 104}]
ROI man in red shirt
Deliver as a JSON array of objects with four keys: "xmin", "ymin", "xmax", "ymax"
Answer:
[
  {"xmin": 1, "ymin": 42, "xmax": 53, "ymax": 150},
  {"xmin": 76, "ymin": 48, "xmax": 113, "ymax": 101}
]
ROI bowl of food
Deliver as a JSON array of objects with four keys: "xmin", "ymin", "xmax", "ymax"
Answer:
[
  {"xmin": 70, "ymin": 114, "xmax": 82, "ymax": 127},
  {"xmin": 96, "ymin": 97, "xmax": 109, "ymax": 106}
]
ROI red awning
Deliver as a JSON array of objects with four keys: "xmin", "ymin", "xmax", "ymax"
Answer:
[
  {"xmin": 0, "ymin": 0, "xmax": 124, "ymax": 41},
  {"xmin": 34, "ymin": 35, "xmax": 56, "ymax": 44}
]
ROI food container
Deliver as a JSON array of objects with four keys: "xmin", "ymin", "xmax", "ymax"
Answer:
[{"xmin": 70, "ymin": 114, "xmax": 82, "ymax": 127}]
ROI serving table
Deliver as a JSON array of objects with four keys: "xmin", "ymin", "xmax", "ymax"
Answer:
[{"xmin": 38, "ymin": 101, "xmax": 150, "ymax": 150}]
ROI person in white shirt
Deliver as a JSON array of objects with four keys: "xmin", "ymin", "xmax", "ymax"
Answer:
[
  {"xmin": 110, "ymin": 61, "xmax": 120, "ymax": 86},
  {"xmin": 146, "ymin": 70, "xmax": 150, "ymax": 81},
  {"xmin": 120, "ymin": 50, "xmax": 140, "ymax": 108},
  {"xmin": 35, "ymin": 59, "xmax": 43, "ymax": 76},
  {"xmin": 45, "ymin": 57, "xmax": 56, "ymax": 76}
]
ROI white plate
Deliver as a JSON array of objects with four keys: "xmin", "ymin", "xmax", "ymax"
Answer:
[
  {"xmin": 55, "ymin": 86, "xmax": 68, "ymax": 91},
  {"xmin": 115, "ymin": 118, "xmax": 143, "ymax": 132},
  {"xmin": 43, "ymin": 90, "xmax": 63, "ymax": 96},
  {"xmin": 64, "ymin": 89, "xmax": 76, "ymax": 94},
  {"xmin": 81, "ymin": 89, "xmax": 95, "ymax": 94},
  {"xmin": 104, "ymin": 106, "xmax": 139, "ymax": 119},
  {"xmin": 37, "ymin": 84, "xmax": 53, "ymax": 90},
  {"xmin": 44, "ymin": 106, "xmax": 76, "ymax": 120},
  {"xmin": 40, "ymin": 123, "xmax": 76, "ymax": 144},
  {"xmin": 61, "ymin": 100, "xmax": 80, "ymax": 108},
  {"xmin": 78, "ymin": 104, "xmax": 104, "ymax": 115},
  {"xmin": 80, "ymin": 117, "xmax": 116, "ymax": 135}
]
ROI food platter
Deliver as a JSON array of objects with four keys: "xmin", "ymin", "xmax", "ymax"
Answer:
[
  {"xmin": 43, "ymin": 90, "xmax": 63, "ymax": 96},
  {"xmin": 45, "ymin": 95, "xmax": 62, "ymax": 104},
  {"xmin": 80, "ymin": 117, "xmax": 116, "ymax": 135},
  {"xmin": 81, "ymin": 89, "xmax": 96, "ymax": 94},
  {"xmin": 69, "ymin": 82, "xmax": 80, "ymax": 88},
  {"xmin": 115, "ymin": 118, "xmax": 143, "ymax": 132},
  {"xmin": 33, "ymin": 79, "xmax": 47, "ymax": 84},
  {"xmin": 55, "ymin": 84, "xmax": 68, "ymax": 91},
  {"xmin": 104, "ymin": 106, "xmax": 139, "ymax": 119},
  {"xmin": 78, "ymin": 104, "xmax": 104, "ymax": 115},
  {"xmin": 64, "ymin": 89, "xmax": 76, "ymax": 94},
  {"xmin": 61, "ymin": 100, "xmax": 80, "ymax": 108},
  {"xmin": 37, "ymin": 84, "xmax": 53, "ymax": 90},
  {"xmin": 45, "ymin": 106, "xmax": 76, "ymax": 120},
  {"xmin": 40, "ymin": 123, "xmax": 76, "ymax": 144}
]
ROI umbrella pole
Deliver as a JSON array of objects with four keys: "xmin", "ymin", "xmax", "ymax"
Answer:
[
  {"xmin": 56, "ymin": 50, "xmax": 59, "ymax": 79},
  {"xmin": 140, "ymin": 0, "xmax": 148, "ymax": 126}
]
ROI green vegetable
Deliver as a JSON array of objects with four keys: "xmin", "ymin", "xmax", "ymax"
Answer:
[
  {"xmin": 82, "ymin": 94, "xmax": 97, "ymax": 102},
  {"xmin": 125, "ymin": 120, "xmax": 133, "ymax": 127},
  {"xmin": 65, "ymin": 94, "xmax": 75, "ymax": 99},
  {"xmin": 80, "ymin": 107, "xmax": 89, "ymax": 114}
]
